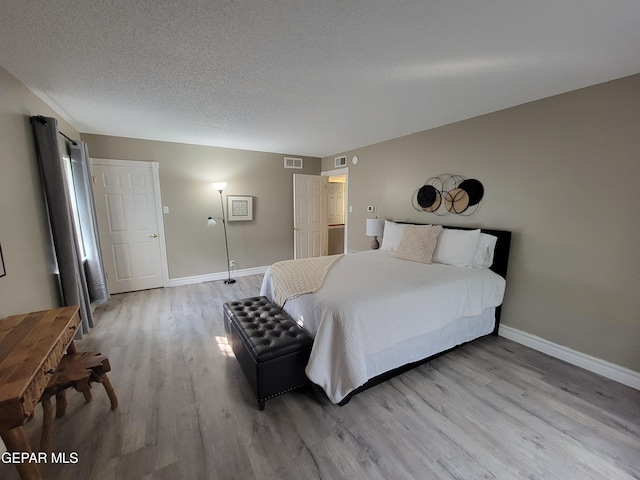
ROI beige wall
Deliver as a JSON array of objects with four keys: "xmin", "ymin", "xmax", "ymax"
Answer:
[
  {"xmin": 81, "ymin": 135, "xmax": 321, "ymax": 279},
  {"xmin": 0, "ymin": 66, "xmax": 81, "ymax": 317},
  {"xmin": 323, "ymin": 74, "xmax": 640, "ymax": 373}
]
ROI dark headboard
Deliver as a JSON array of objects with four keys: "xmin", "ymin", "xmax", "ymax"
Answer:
[
  {"xmin": 447, "ymin": 225, "xmax": 511, "ymax": 280},
  {"xmin": 396, "ymin": 222, "xmax": 512, "ymax": 280}
]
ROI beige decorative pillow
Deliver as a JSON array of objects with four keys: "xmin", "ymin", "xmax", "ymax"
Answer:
[{"xmin": 393, "ymin": 225, "xmax": 443, "ymax": 264}]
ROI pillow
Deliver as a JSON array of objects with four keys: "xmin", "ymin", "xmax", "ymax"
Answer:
[
  {"xmin": 393, "ymin": 225, "xmax": 442, "ymax": 264},
  {"xmin": 379, "ymin": 220, "xmax": 405, "ymax": 252},
  {"xmin": 472, "ymin": 233, "xmax": 498, "ymax": 268},
  {"xmin": 432, "ymin": 228, "xmax": 481, "ymax": 267}
]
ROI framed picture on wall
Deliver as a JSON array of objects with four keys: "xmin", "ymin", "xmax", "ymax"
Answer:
[
  {"xmin": 228, "ymin": 196, "xmax": 253, "ymax": 221},
  {"xmin": 0, "ymin": 242, "xmax": 6, "ymax": 277}
]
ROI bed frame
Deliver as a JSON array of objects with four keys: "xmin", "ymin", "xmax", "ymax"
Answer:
[{"xmin": 337, "ymin": 224, "xmax": 511, "ymax": 406}]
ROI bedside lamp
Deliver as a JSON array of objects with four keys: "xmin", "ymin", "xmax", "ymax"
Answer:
[{"xmin": 366, "ymin": 218, "xmax": 385, "ymax": 250}]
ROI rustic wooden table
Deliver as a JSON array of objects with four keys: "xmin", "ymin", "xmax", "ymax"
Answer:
[{"xmin": 0, "ymin": 306, "xmax": 80, "ymax": 480}]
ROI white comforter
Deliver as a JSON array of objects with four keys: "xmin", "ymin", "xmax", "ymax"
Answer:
[{"xmin": 260, "ymin": 250, "xmax": 506, "ymax": 404}]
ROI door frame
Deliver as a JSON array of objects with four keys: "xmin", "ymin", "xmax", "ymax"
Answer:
[
  {"xmin": 321, "ymin": 167, "xmax": 349, "ymax": 254},
  {"xmin": 90, "ymin": 158, "xmax": 170, "ymax": 289}
]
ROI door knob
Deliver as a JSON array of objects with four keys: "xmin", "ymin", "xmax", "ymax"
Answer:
[{"xmin": 149, "ymin": 233, "xmax": 158, "ymax": 238}]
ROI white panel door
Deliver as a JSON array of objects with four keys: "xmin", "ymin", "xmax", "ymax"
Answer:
[
  {"xmin": 293, "ymin": 174, "xmax": 326, "ymax": 259},
  {"xmin": 327, "ymin": 182, "xmax": 345, "ymax": 225},
  {"xmin": 92, "ymin": 161, "xmax": 165, "ymax": 293}
]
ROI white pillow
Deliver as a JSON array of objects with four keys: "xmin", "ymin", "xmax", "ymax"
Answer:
[
  {"xmin": 472, "ymin": 233, "xmax": 498, "ymax": 268},
  {"xmin": 433, "ymin": 228, "xmax": 481, "ymax": 267},
  {"xmin": 379, "ymin": 220, "xmax": 405, "ymax": 252}
]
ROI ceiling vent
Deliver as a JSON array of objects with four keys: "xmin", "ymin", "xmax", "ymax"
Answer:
[
  {"xmin": 284, "ymin": 157, "xmax": 303, "ymax": 169},
  {"xmin": 334, "ymin": 156, "xmax": 347, "ymax": 168}
]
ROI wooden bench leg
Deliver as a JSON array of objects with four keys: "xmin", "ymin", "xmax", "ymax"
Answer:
[
  {"xmin": 40, "ymin": 396, "xmax": 53, "ymax": 454},
  {"xmin": 99, "ymin": 373, "xmax": 118, "ymax": 410},
  {"xmin": 73, "ymin": 377, "xmax": 93, "ymax": 403}
]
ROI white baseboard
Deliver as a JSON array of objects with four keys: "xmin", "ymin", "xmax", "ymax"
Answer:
[
  {"xmin": 499, "ymin": 325, "xmax": 640, "ymax": 391},
  {"xmin": 168, "ymin": 266, "xmax": 268, "ymax": 287}
]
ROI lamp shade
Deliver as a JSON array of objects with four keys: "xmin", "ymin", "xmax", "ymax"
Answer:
[
  {"xmin": 207, "ymin": 217, "xmax": 217, "ymax": 227},
  {"xmin": 212, "ymin": 181, "xmax": 227, "ymax": 191},
  {"xmin": 366, "ymin": 218, "xmax": 385, "ymax": 237}
]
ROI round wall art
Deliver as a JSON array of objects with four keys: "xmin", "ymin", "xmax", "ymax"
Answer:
[
  {"xmin": 416, "ymin": 184, "xmax": 441, "ymax": 212},
  {"xmin": 413, "ymin": 174, "xmax": 484, "ymax": 216}
]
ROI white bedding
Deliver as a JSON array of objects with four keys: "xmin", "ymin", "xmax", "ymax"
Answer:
[{"xmin": 260, "ymin": 250, "xmax": 506, "ymax": 404}]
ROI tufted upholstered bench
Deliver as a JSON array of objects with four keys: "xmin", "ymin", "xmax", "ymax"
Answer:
[{"xmin": 223, "ymin": 296, "xmax": 313, "ymax": 410}]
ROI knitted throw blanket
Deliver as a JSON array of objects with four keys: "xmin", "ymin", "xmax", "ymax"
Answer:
[{"xmin": 270, "ymin": 254, "xmax": 343, "ymax": 306}]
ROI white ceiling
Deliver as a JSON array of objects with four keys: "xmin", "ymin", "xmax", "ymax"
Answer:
[{"xmin": 1, "ymin": 1, "xmax": 639, "ymax": 158}]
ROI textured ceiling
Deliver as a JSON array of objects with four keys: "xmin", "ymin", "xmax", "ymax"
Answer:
[{"xmin": 1, "ymin": 1, "xmax": 639, "ymax": 158}]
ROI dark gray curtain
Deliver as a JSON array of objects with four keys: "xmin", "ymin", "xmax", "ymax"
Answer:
[
  {"xmin": 69, "ymin": 141, "xmax": 109, "ymax": 306},
  {"xmin": 30, "ymin": 115, "xmax": 106, "ymax": 335}
]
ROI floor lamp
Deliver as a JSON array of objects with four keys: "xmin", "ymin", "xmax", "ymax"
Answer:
[{"xmin": 207, "ymin": 181, "xmax": 235, "ymax": 284}]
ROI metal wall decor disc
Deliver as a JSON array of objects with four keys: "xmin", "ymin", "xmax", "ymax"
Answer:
[
  {"xmin": 417, "ymin": 184, "xmax": 438, "ymax": 209},
  {"xmin": 458, "ymin": 179, "xmax": 484, "ymax": 206},
  {"xmin": 445, "ymin": 188, "xmax": 469, "ymax": 214},
  {"xmin": 423, "ymin": 190, "xmax": 442, "ymax": 212}
]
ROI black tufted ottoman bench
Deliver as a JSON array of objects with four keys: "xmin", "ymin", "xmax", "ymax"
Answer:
[{"xmin": 223, "ymin": 296, "xmax": 313, "ymax": 410}]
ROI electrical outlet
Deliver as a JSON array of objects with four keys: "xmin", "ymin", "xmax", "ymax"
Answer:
[{"xmin": 229, "ymin": 260, "xmax": 235, "ymax": 268}]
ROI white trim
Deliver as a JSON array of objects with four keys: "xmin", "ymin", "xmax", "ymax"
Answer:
[
  {"xmin": 90, "ymin": 158, "xmax": 170, "ymax": 288},
  {"xmin": 499, "ymin": 325, "xmax": 640, "ymax": 391},
  {"xmin": 322, "ymin": 167, "xmax": 349, "ymax": 176},
  {"xmin": 92, "ymin": 158, "xmax": 154, "ymax": 169},
  {"xmin": 168, "ymin": 265, "xmax": 269, "ymax": 287},
  {"xmin": 150, "ymin": 162, "xmax": 170, "ymax": 288}
]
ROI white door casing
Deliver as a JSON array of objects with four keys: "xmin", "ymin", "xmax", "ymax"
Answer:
[
  {"xmin": 293, "ymin": 174, "xmax": 327, "ymax": 259},
  {"xmin": 91, "ymin": 159, "xmax": 168, "ymax": 294}
]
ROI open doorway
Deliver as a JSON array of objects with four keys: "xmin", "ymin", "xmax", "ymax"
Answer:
[{"xmin": 322, "ymin": 168, "xmax": 348, "ymax": 255}]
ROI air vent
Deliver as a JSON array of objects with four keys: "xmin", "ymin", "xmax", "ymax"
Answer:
[
  {"xmin": 334, "ymin": 156, "xmax": 347, "ymax": 168},
  {"xmin": 284, "ymin": 157, "xmax": 303, "ymax": 169}
]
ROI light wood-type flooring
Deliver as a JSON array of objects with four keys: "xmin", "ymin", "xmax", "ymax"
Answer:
[{"xmin": 1, "ymin": 275, "xmax": 639, "ymax": 479}]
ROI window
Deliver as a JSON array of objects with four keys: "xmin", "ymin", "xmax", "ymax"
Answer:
[{"xmin": 63, "ymin": 155, "xmax": 87, "ymax": 259}]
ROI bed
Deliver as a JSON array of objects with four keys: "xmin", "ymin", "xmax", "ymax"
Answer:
[{"xmin": 260, "ymin": 223, "xmax": 511, "ymax": 405}]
